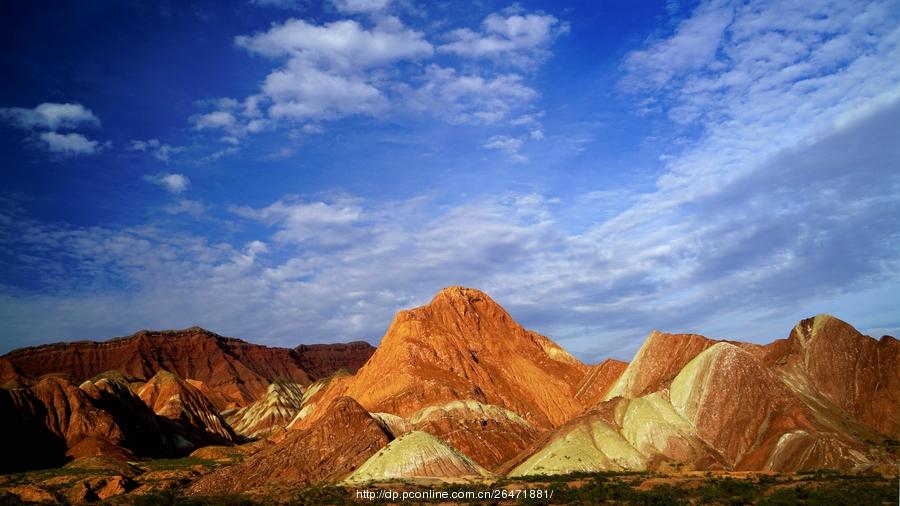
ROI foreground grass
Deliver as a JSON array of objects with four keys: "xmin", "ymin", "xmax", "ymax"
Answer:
[{"xmin": 110, "ymin": 470, "xmax": 897, "ymax": 505}]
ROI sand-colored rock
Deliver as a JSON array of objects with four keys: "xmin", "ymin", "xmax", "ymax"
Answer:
[
  {"xmin": 188, "ymin": 397, "xmax": 392, "ymax": 495},
  {"xmin": 345, "ymin": 431, "xmax": 491, "ymax": 483},
  {"xmin": 508, "ymin": 416, "xmax": 647, "ymax": 476}
]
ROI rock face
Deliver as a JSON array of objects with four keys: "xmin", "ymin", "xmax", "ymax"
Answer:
[
  {"xmin": 293, "ymin": 342, "xmax": 375, "ymax": 378},
  {"xmin": 761, "ymin": 315, "xmax": 900, "ymax": 438},
  {"xmin": 227, "ymin": 381, "xmax": 306, "ymax": 439},
  {"xmin": 315, "ymin": 287, "xmax": 588, "ymax": 429},
  {"xmin": 188, "ymin": 397, "xmax": 392, "ymax": 495},
  {"xmin": 603, "ymin": 332, "xmax": 716, "ymax": 401},
  {"xmin": 1, "ymin": 327, "xmax": 375, "ymax": 409},
  {"xmin": 137, "ymin": 370, "xmax": 238, "ymax": 446},
  {"xmin": 345, "ymin": 431, "xmax": 491, "ymax": 483},
  {"xmin": 575, "ymin": 359, "xmax": 628, "ymax": 408},
  {"xmin": 0, "ymin": 376, "xmax": 190, "ymax": 473},
  {"xmin": 510, "ymin": 320, "xmax": 891, "ymax": 476},
  {"xmin": 406, "ymin": 400, "xmax": 542, "ymax": 471}
]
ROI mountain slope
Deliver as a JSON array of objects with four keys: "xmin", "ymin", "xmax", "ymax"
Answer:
[
  {"xmin": 0, "ymin": 328, "xmax": 375, "ymax": 408},
  {"xmin": 188, "ymin": 397, "xmax": 392, "ymax": 495},
  {"xmin": 227, "ymin": 381, "xmax": 306, "ymax": 439},
  {"xmin": 313, "ymin": 287, "xmax": 588, "ymax": 429},
  {"xmin": 508, "ymin": 319, "xmax": 892, "ymax": 476},
  {"xmin": 345, "ymin": 431, "xmax": 491, "ymax": 483},
  {"xmin": 0, "ymin": 376, "xmax": 196, "ymax": 473},
  {"xmin": 137, "ymin": 370, "xmax": 238, "ymax": 446},
  {"xmin": 760, "ymin": 315, "xmax": 900, "ymax": 438}
]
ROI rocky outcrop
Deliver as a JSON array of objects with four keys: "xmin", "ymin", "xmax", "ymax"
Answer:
[
  {"xmin": 188, "ymin": 397, "xmax": 392, "ymax": 495},
  {"xmin": 0, "ymin": 376, "xmax": 192, "ymax": 473},
  {"xmin": 345, "ymin": 431, "xmax": 491, "ymax": 483},
  {"xmin": 293, "ymin": 342, "xmax": 375, "ymax": 379},
  {"xmin": 137, "ymin": 370, "xmax": 238, "ymax": 446},
  {"xmin": 509, "ymin": 335, "xmax": 884, "ymax": 476},
  {"xmin": 575, "ymin": 359, "xmax": 628, "ymax": 408},
  {"xmin": 761, "ymin": 315, "xmax": 900, "ymax": 438},
  {"xmin": 407, "ymin": 400, "xmax": 542, "ymax": 470},
  {"xmin": 311, "ymin": 287, "xmax": 589, "ymax": 429},
  {"xmin": 603, "ymin": 331, "xmax": 716, "ymax": 401},
  {"xmin": 1, "ymin": 327, "xmax": 375, "ymax": 409},
  {"xmin": 227, "ymin": 381, "xmax": 306, "ymax": 439}
]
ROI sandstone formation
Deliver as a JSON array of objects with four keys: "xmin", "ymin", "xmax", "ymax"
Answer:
[
  {"xmin": 1, "ymin": 327, "xmax": 375, "ymax": 408},
  {"xmin": 293, "ymin": 342, "xmax": 375, "ymax": 379},
  {"xmin": 345, "ymin": 431, "xmax": 491, "ymax": 483},
  {"xmin": 227, "ymin": 380, "xmax": 306, "ymax": 439},
  {"xmin": 575, "ymin": 358, "xmax": 628, "ymax": 408},
  {"xmin": 309, "ymin": 287, "xmax": 589, "ymax": 429},
  {"xmin": 406, "ymin": 400, "xmax": 542, "ymax": 470},
  {"xmin": 509, "ymin": 329, "xmax": 889, "ymax": 476},
  {"xmin": 137, "ymin": 370, "xmax": 238, "ymax": 446},
  {"xmin": 603, "ymin": 331, "xmax": 716, "ymax": 401},
  {"xmin": 759, "ymin": 315, "xmax": 900, "ymax": 438},
  {"xmin": 0, "ymin": 376, "xmax": 191, "ymax": 473},
  {"xmin": 188, "ymin": 397, "xmax": 392, "ymax": 495}
]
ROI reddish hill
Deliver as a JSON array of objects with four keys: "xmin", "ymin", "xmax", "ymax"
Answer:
[
  {"xmin": 293, "ymin": 342, "xmax": 374, "ymax": 378},
  {"xmin": 137, "ymin": 370, "xmax": 238, "ymax": 446},
  {"xmin": 0, "ymin": 376, "xmax": 199, "ymax": 473},
  {"xmin": 603, "ymin": 331, "xmax": 716, "ymax": 401},
  {"xmin": 188, "ymin": 397, "xmax": 392, "ymax": 495},
  {"xmin": 0, "ymin": 328, "xmax": 375, "ymax": 408},
  {"xmin": 506, "ymin": 316, "xmax": 895, "ymax": 476},
  {"xmin": 760, "ymin": 315, "xmax": 900, "ymax": 438},
  {"xmin": 575, "ymin": 359, "xmax": 628, "ymax": 408},
  {"xmin": 314, "ymin": 287, "xmax": 589, "ymax": 430}
]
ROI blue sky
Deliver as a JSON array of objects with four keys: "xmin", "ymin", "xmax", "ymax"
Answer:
[{"xmin": 1, "ymin": 0, "xmax": 899, "ymax": 360}]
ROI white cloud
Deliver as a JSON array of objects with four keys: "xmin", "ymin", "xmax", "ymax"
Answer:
[
  {"xmin": 165, "ymin": 199, "xmax": 207, "ymax": 217},
  {"xmin": 145, "ymin": 172, "xmax": 190, "ymax": 194},
  {"xmin": 404, "ymin": 65, "xmax": 538, "ymax": 124},
  {"xmin": 192, "ymin": 111, "xmax": 238, "ymax": 131},
  {"xmin": 263, "ymin": 59, "xmax": 387, "ymax": 119},
  {"xmin": 232, "ymin": 197, "xmax": 363, "ymax": 244},
  {"xmin": 38, "ymin": 132, "xmax": 100, "ymax": 155},
  {"xmin": 329, "ymin": 0, "xmax": 390, "ymax": 14},
  {"xmin": 130, "ymin": 139, "xmax": 184, "ymax": 162},
  {"xmin": 439, "ymin": 11, "xmax": 566, "ymax": 66},
  {"xmin": 235, "ymin": 16, "xmax": 432, "ymax": 67},
  {"xmin": 619, "ymin": 0, "xmax": 733, "ymax": 91},
  {"xmin": 0, "ymin": 102, "xmax": 99, "ymax": 131},
  {"xmin": 484, "ymin": 134, "xmax": 527, "ymax": 162}
]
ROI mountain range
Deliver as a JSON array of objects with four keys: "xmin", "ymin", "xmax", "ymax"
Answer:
[{"xmin": 0, "ymin": 286, "xmax": 897, "ymax": 501}]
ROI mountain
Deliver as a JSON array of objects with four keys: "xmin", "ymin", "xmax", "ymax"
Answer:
[
  {"xmin": 226, "ymin": 381, "xmax": 306, "ymax": 439},
  {"xmin": 345, "ymin": 431, "xmax": 491, "ymax": 483},
  {"xmin": 188, "ymin": 397, "xmax": 392, "ymax": 495},
  {"xmin": 405, "ymin": 400, "xmax": 542, "ymax": 470},
  {"xmin": 507, "ymin": 317, "xmax": 895, "ymax": 476},
  {"xmin": 0, "ymin": 327, "xmax": 375, "ymax": 408},
  {"xmin": 574, "ymin": 359, "xmax": 628, "ymax": 408},
  {"xmin": 310, "ymin": 287, "xmax": 589, "ymax": 430},
  {"xmin": 0, "ymin": 376, "xmax": 195, "ymax": 473},
  {"xmin": 758, "ymin": 315, "xmax": 900, "ymax": 438},
  {"xmin": 137, "ymin": 370, "xmax": 238, "ymax": 446}
]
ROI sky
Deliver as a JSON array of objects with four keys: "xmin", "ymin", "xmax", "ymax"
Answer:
[{"xmin": 1, "ymin": 0, "xmax": 899, "ymax": 361}]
